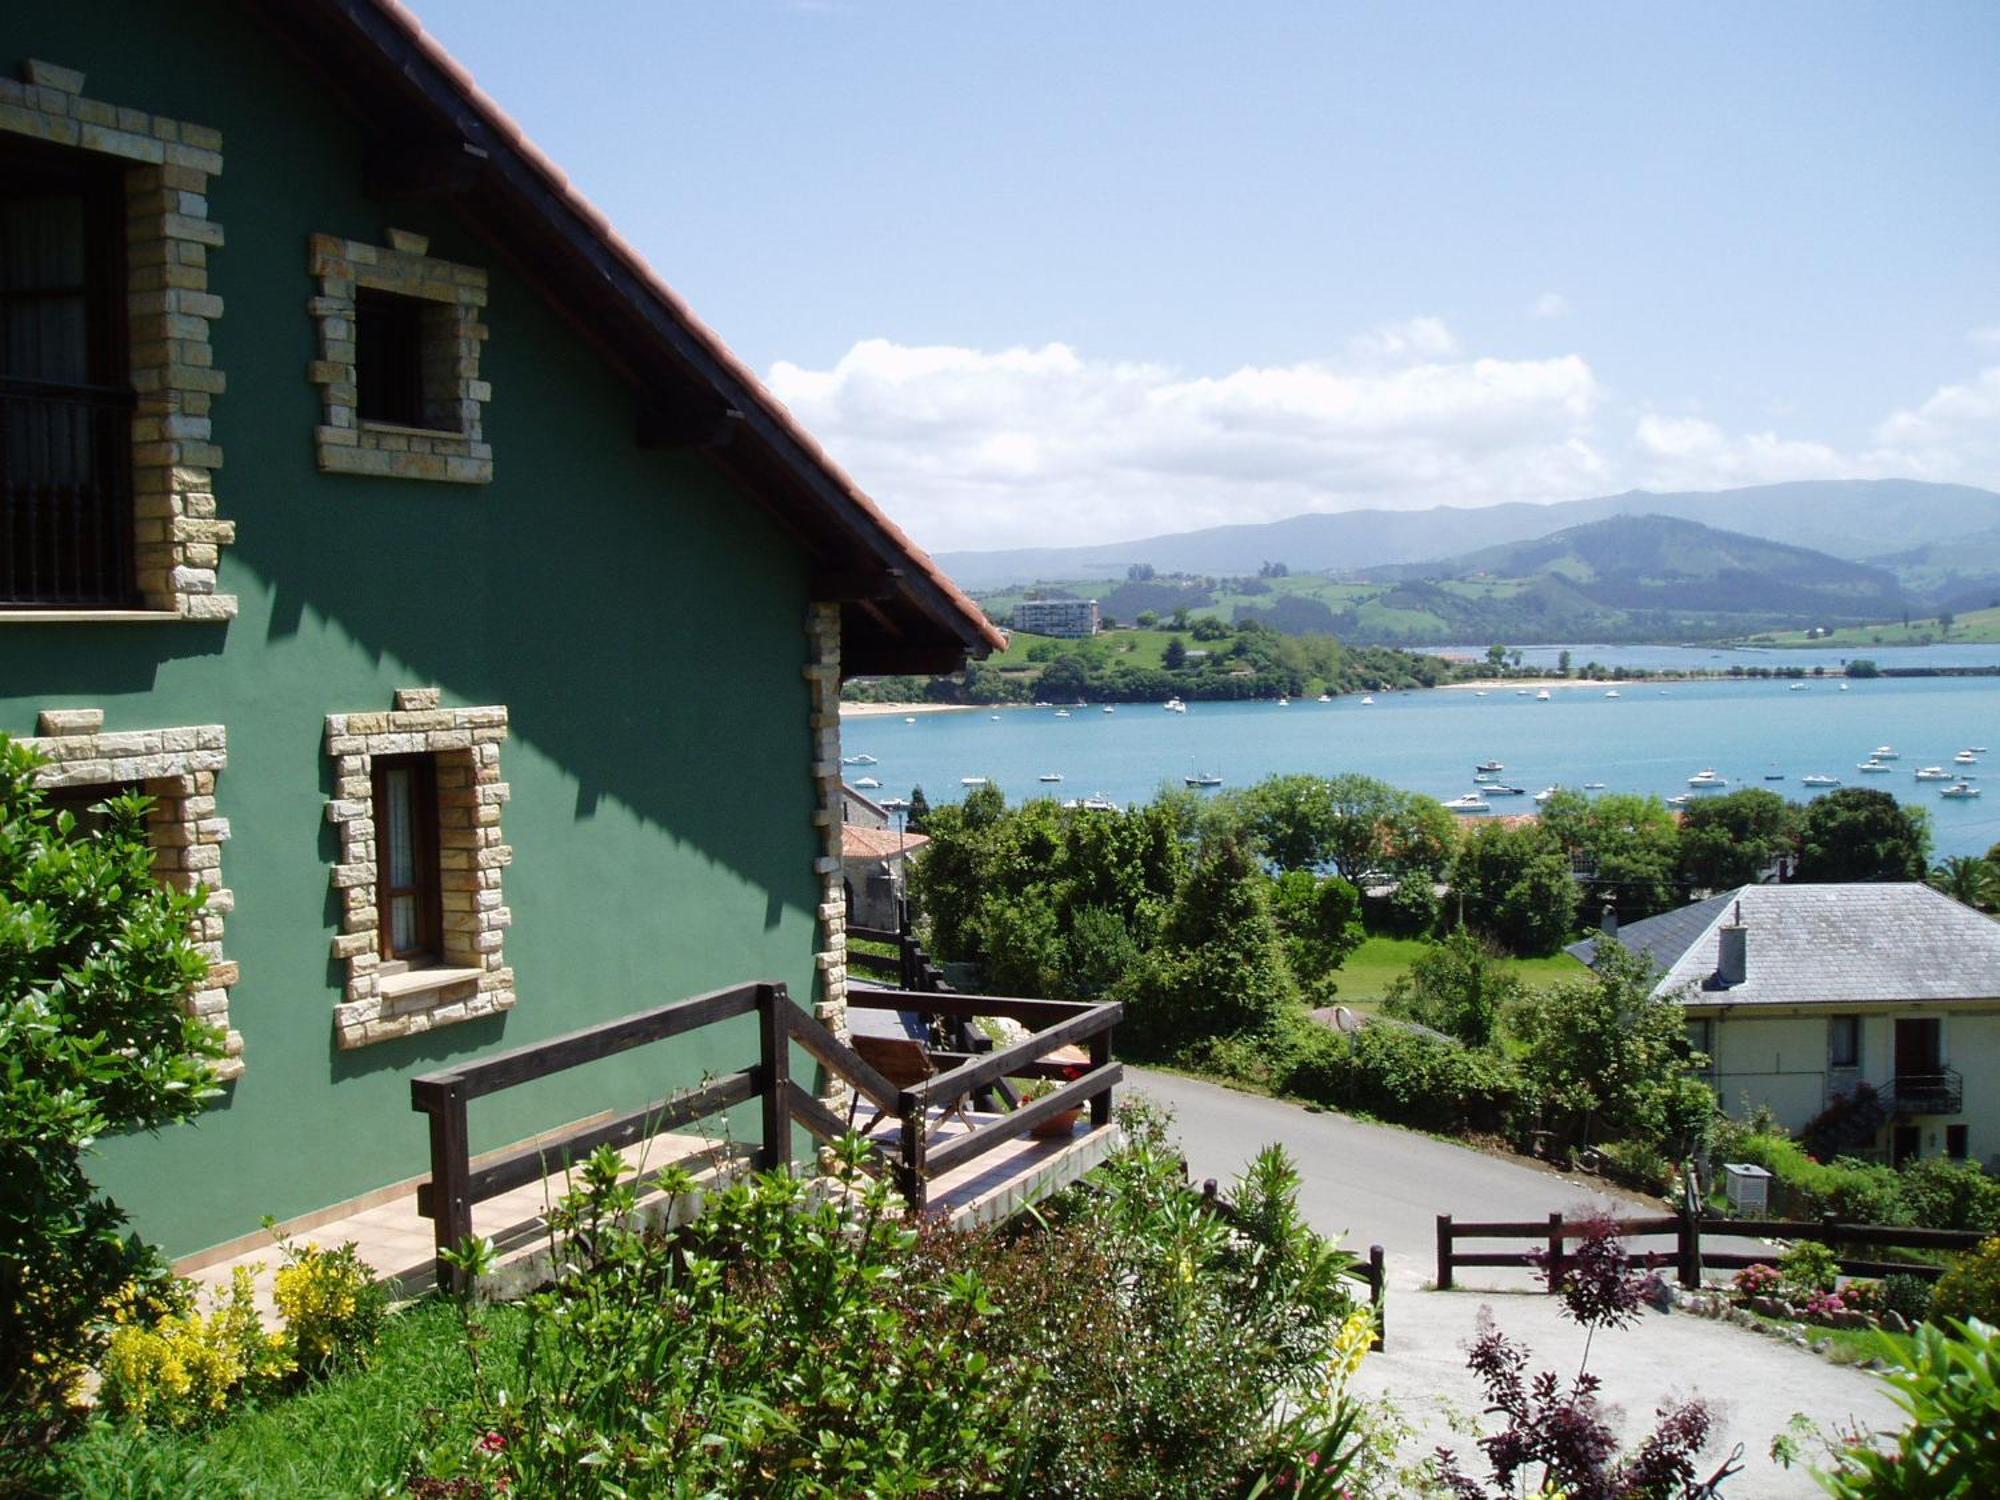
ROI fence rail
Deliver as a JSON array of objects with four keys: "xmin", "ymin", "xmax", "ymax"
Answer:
[
  {"xmin": 412, "ymin": 978, "xmax": 1122, "ymax": 1287},
  {"xmin": 1435, "ymin": 1209, "xmax": 1986, "ymax": 1293}
]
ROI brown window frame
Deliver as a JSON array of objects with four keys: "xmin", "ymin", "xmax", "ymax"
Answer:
[
  {"xmin": 1, "ymin": 135, "xmax": 137, "ymax": 608},
  {"xmin": 373, "ymin": 753, "xmax": 442, "ymax": 964}
]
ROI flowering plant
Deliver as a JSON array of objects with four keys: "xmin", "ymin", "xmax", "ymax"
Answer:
[{"xmin": 1732, "ymin": 1262, "xmax": 1783, "ymax": 1301}]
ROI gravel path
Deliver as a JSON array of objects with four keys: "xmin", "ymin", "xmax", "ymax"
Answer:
[{"xmin": 1128, "ymin": 1068, "xmax": 1903, "ymax": 1498}]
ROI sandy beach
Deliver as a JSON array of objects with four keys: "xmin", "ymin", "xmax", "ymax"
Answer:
[{"xmin": 840, "ymin": 701, "xmax": 987, "ymax": 718}]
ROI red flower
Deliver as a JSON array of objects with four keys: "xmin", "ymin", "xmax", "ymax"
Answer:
[{"xmin": 478, "ymin": 1431, "xmax": 507, "ymax": 1455}]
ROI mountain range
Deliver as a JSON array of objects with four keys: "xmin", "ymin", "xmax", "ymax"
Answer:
[{"xmin": 934, "ymin": 479, "xmax": 2000, "ymax": 596}]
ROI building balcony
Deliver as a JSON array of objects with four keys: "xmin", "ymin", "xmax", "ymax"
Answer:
[{"xmin": 1882, "ymin": 1068, "xmax": 1963, "ymax": 1117}]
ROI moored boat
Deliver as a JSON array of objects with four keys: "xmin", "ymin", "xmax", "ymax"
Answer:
[
  {"xmin": 1444, "ymin": 792, "xmax": 1492, "ymax": 813},
  {"xmin": 1687, "ymin": 769, "xmax": 1728, "ymax": 788},
  {"xmin": 1941, "ymin": 782, "xmax": 1982, "ymax": 799},
  {"xmin": 1801, "ymin": 773, "xmax": 1842, "ymax": 787}
]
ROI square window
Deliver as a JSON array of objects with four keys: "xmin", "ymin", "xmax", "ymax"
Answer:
[
  {"xmin": 373, "ymin": 752, "xmax": 442, "ymax": 965},
  {"xmin": 355, "ymin": 289, "xmax": 462, "ymax": 433},
  {"xmin": 1828, "ymin": 1015, "xmax": 1860, "ymax": 1070},
  {"xmin": 44, "ymin": 778, "xmax": 139, "ymax": 836}
]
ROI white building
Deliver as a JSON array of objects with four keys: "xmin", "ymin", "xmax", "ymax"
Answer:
[
  {"xmin": 1570, "ymin": 884, "xmax": 2000, "ymax": 1170},
  {"xmin": 1011, "ymin": 598, "xmax": 1100, "ymax": 637}
]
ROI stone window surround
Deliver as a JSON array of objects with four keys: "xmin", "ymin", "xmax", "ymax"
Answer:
[
  {"xmin": 0, "ymin": 59, "xmax": 236, "ymax": 622},
  {"xmin": 805, "ymin": 603, "xmax": 848, "ymax": 1044},
  {"xmin": 22, "ymin": 708, "xmax": 242, "ymax": 1079},
  {"xmin": 308, "ymin": 230, "xmax": 493, "ymax": 484},
  {"xmin": 326, "ymin": 689, "xmax": 513, "ymax": 1049}
]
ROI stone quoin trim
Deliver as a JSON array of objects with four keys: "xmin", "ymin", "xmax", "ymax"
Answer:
[
  {"xmin": 307, "ymin": 230, "xmax": 493, "ymax": 484},
  {"xmin": 806, "ymin": 604, "xmax": 850, "ymax": 1089},
  {"xmin": 23, "ymin": 709, "xmax": 242, "ymax": 1079},
  {"xmin": 325, "ymin": 689, "xmax": 513, "ymax": 1048},
  {"xmin": 0, "ymin": 60, "xmax": 236, "ymax": 620}
]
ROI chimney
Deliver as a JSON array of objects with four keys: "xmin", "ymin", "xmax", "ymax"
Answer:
[
  {"xmin": 1600, "ymin": 902, "xmax": 1618, "ymax": 937},
  {"xmin": 1715, "ymin": 900, "xmax": 1747, "ymax": 987}
]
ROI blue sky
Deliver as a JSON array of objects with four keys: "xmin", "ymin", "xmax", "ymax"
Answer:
[{"xmin": 411, "ymin": 1, "xmax": 2000, "ymax": 551}]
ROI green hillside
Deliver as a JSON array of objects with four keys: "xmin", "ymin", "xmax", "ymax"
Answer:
[{"xmin": 1746, "ymin": 605, "xmax": 2000, "ymax": 649}]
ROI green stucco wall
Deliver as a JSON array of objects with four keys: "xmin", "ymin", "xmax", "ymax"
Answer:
[{"xmin": 2, "ymin": 3, "xmax": 822, "ymax": 1256}]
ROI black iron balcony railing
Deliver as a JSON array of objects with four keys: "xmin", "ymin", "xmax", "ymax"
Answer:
[
  {"xmin": 1883, "ymin": 1068, "xmax": 1963, "ymax": 1117},
  {"xmin": 1, "ymin": 374, "xmax": 138, "ymax": 608}
]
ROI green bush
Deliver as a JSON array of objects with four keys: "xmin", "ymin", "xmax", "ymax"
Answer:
[
  {"xmin": 1881, "ymin": 1273, "xmax": 1935, "ymax": 1325},
  {"xmin": 1593, "ymin": 1138, "xmax": 1674, "ymax": 1195},
  {"xmin": 1713, "ymin": 1127, "xmax": 1909, "ymax": 1226},
  {"xmin": 1280, "ymin": 1015, "xmax": 1525, "ymax": 1135},
  {"xmin": 1816, "ymin": 1318, "xmax": 2000, "ymax": 1497},
  {"xmin": 0, "ymin": 739, "xmax": 226, "ymax": 1471},
  {"xmin": 1778, "ymin": 1239, "xmax": 1842, "ymax": 1302},
  {"xmin": 1899, "ymin": 1159, "xmax": 2000, "ymax": 1235},
  {"xmin": 411, "ymin": 1119, "xmax": 1371, "ymax": 1499},
  {"xmin": 1932, "ymin": 1236, "xmax": 2000, "ymax": 1326},
  {"xmin": 1379, "ymin": 871, "xmax": 1441, "ymax": 938}
]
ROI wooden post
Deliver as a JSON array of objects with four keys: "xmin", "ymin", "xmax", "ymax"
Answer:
[
  {"xmin": 1436, "ymin": 1214, "xmax": 1454, "ymax": 1291},
  {"xmin": 420, "ymin": 1079, "xmax": 473, "ymax": 1295},
  {"xmin": 1369, "ymin": 1244, "xmax": 1386, "ymax": 1350},
  {"xmin": 898, "ymin": 1094, "xmax": 927, "ymax": 1212},
  {"xmin": 1546, "ymin": 1211, "xmax": 1565, "ymax": 1289},
  {"xmin": 1089, "ymin": 1024, "xmax": 1114, "ymax": 1127},
  {"xmin": 759, "ymin": 985, "xmax": 792, "ymax": 1172},
  {"xmin": 1677, "ymin": 1205, "xmax": 1701, "ymax": 1289}
]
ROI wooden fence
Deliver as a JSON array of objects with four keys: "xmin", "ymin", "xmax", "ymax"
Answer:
[
  {"xmin": 1435, "ymin": 1209, "xmax": 1987, "ymax": 1293},
  {"xmin": 411, "ymin": 979, "xmax": 1122, "ymax": 1288}
]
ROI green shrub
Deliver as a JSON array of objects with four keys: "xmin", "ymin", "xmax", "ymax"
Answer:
[
  {"xmin": 1379, "ymin": 872, "xmax": 1441, "ymax": 938},
  {"xmin": 270, "ymin": 1236, "xmax": 387, "ymax": 1380},
  {"xmin": 98, "ymin": 1270, "xmax": 291, "ymax": 1430},
  {"xmin": 1932, "ymin": 1236, "xmax": 2000, "ymax": 1326},
  {"xmin": 0, "ymin": 740, "xmax": 226, "ymax": 1470},
  {"xmin": 1881, "ymin": 1273, "xmax": 1936, "ymax": 1324},
  {"xmin": 1281, "ymin": 1015, "xmax": 1525, "ymax": 1135},
  {"xmin": 1713, "ymin": 1128, "xmax": 1909, "ymax": 1226},
  {"xmin": 1899, "ymin": 1159, "xmax": 2000, "ymax": 1235},
  {"xmin": 1816, "ymin": 1318, "xmax": 2000, "ymax": 1497},
  {"xmin": 1593, "ymin": 1138, "xmax": 1674, "ymax": 1195},
  {"xmin": 1778, "ymin": 1239, "xmax": 1842, "ymax": 1302}
]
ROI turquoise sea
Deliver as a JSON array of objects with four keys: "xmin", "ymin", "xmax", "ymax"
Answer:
[{"xmin": 843, "ymin": 665, "xmax": 2000, "ymax": 861}]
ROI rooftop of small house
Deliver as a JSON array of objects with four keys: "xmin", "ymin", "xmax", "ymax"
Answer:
[
  {"xmin": 1567, "ymin": 883, "xmax": 2000, "ymax": 1008},
  {"xmin": 841, "ymin": 823, "xmax": 930, "ymax": 861}
]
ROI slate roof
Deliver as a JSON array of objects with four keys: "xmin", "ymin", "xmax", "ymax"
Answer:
[{"xmin": 1569, "ymin": 883, "xmax": 2000, "ymax": 1008}]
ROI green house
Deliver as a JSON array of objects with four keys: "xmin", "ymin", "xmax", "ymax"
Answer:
[{"xmin": 0, "ymin": 0, "xmax": 1001, "ymax": 1268}]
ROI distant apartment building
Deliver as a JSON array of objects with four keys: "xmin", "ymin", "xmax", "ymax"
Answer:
[{"xmin": 1012, "ymin": 598, "xmax": 1100, "ymax": 637}]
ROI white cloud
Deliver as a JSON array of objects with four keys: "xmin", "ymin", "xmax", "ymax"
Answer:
[
  {"xmin": 765, "ymin": 328, "xmax": 2000, "ymax": 553},
  {"xmin": 1529, "ymin": 291, "xmax": 1572, "ymax": 320},
  {"xmin": 767, "ymin": 327, "xmax": 1605, "ymax": 550}
]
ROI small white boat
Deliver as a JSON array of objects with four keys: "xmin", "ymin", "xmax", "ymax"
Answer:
[
  {"xmin": 1788, "ymin": 682, "xmax": 1807, "ymax": 691},
  {"xmin": 1276, "ymin": 696, "xmax": 1290, "ymax": 707},
  {"xmin": 842, "ymin": 754, "xmax": 878, "ymax": 766},
  {"xmin": 1185, "ymin": 771, "xmax": 1224, "ymax": 788},
  {"xmin": 1858, "ymin": 760, "xmax": 1892, "ymax": 773},
  {"xmin": 1039, "ymin": 772, "xmax": 1063, "ymax": 783},
  {"xmin": 1839, "ymin": 683, "xmax": 1850, "ymax": 691},
  {"xmin": 879, "ymin": 797, "xmax": 910, "ymax": 812},
  {"xmin": 852, "ymin": 776, "xmax": 881, "ymax": 789},
  {"xmin": 1687, "ymin": 769, "xmax": 1728, "ymax": 788},
  {"xmin": 1103, "ymin": 705, "xmax": 1115, "ymax": 713},
  {"xmin": 1872, "ymin": 745, "xmax": 1900, "ymax": 760},
  {"xmin": 1476, "ymin": 761, "xmax": 1505, "ymax": 773},
  {"xmin": 1080, "ymin": 794, "xmax": 1117, "ymax": 812},
  {"xmin": 1444, "ymin": 793, "xmax": 1492, "ymax": 813},
  {"xmin": 1535, "ymin": 689, "xmax": 1552, "ymax": 701},
  {"xmin": 1955, "ymin": 750, "xmax": 1979, "ymax": 764},
  {"xmin": 1473, "ymin": 690, "xmax": 1487, "ymax": 698},
  {"xmin": 1053, "ymin": 709, "xmax": 1071, "ymax": 718},
  {"xmin": 1915, "ymin": 766, "xmax": 1952, "ymax": 781},
  {"xmin": 1516, "ymin": 689, "xmax": 1531, "ymax": 696},
  {"xmin": 1533, "ymin": 786, "xmax": 1559, "ymax": 805},
  {"xmin": 1360, "ymin": 695, "xmax": 1375, "ymax": 705},
  {"xmin": 990, "ymin": 713, "xmax": 1001, "ymax": 720},
  {"xmin": 904, "ymin": 716, "xmax": 916, "ymax": 723},
  {"xmin": 1802, "ymin": 773, "xmax": 1841, "ymax": 787},
  {"xmin": 1583, "ymin": 781, "xmax": 1607, "ymax": 790},
  {"xmin": 1604, "ymin": 689, "xmax": 1620, "ymax": 699},
  {"xmin": 1972, "ymin": 747, "xmax": 1989, "ymax": 754},
  {"xmin": 1666, "ymin": 793, "xmax": 1692, "ymax": 807},
  {"xmin": 960, "ymin": 776, "xmax": 987, "ymax": 787},
  {"xmin": 1317, "ymin": 694, "xmax": 1333, "ymax": 703},
  {"xmin": 1163, "ymin": 697, "xmax": 1187, "ymax": 714},
  {"xmin": 1941, "ymin": 782, "xmax": 1983, "ymax": 799},
  {"xmin": 1486, "ymin": 783, "xmax": 1527, "ymax": 796}
]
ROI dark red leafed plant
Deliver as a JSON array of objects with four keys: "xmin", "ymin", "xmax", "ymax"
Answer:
[{"xmin": 1434, "ymin": 1214, "xmax": 1742, "ymax": 1499}]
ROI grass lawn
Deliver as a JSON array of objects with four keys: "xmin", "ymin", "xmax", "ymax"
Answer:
[
  {"xmin": 986, "ymin": 626, "xmax": 1185, "ymax": 672},
  {"xmin": 1746, "ymin": 604, "xmax": 2000, "ymax": 648},
  {"xmin": 1332, "ymin": 935, "xmax": 1585, "ymax": 1009},
  {"xmin": 52, "ymin": 1297, "xmax": 520, "ymax": 1499}
]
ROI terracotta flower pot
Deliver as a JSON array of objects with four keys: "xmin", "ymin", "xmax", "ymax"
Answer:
[{"xmin": 1030, "ymin": 1106, "xmax": 1083, "ymax": 1140}]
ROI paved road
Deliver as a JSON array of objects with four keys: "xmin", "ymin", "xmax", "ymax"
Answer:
[{"xmin": 1129, "ymin": 1068, "xmax": 1902, "ymax": 1499}]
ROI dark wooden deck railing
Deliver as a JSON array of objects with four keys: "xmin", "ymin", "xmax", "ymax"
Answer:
[
  {"xmin": 1435, "ymin": 1209, "xmax": 1987, "ymax": 1293},
  {"xmin": 411, "ymin": 977, "xmax": 1120, "ymax": 1288}
]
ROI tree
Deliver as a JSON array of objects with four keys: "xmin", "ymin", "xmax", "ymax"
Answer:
[
  {"xmin": 1162, "ymin": 636, "xmax": 1187, "ymax": 670},
  {"xmin": 1124, "ymin": 836, "xmax": 1294, "ymax": 1053},
  {"xmin": 1267, "ymin": 870, "xmax": 1362, "ymax": 999},
  {"xmin": 1796, "ymin": 787, "xmax": 1930, "ymax": 883},
  {"xmin": 1452, "ymin": 821, "xmax": 1580, "ymax": 957},
  {"xmin": 1675, "ymin": 787, "xmax": 1800, "ymax": 893},
  {"xmin": 1556, "ymin": 649, "xmax": 1572, "ymax": 679},
  {"xmin": 905, "ymin": 785, "xmax": 931, "ymax": 836},
  {"xmin": 1135, "ymin": 610, "xmax": 1160, "ymax": 629},
  {"xmin": 1190, "ymin": 614, "xmax": 1229, "ymax": 642},
  {"xmin": 1381, "ymin": 929, "xmax": 1521, "ymax": 1048},
  {"xmin": 1126, "ymin": 562, "xmax": 1156, "ymax": 582},
  {"xmin": 1, "ymin": 740, "xmax": 225, "ymax": 1460},
  {"xmin": 1239, "ymin": 774, "xmax": 1337, "ymax": 872},
  {"xmin": 1540, "ymin": 791, "xmax": 1681, "ymax": 921},
  {"xmin": 1929, "ymin": 855, "xmax": 1999, "ymax": 912},
  {"xmin": 1033, "ymin": 654, "xmax": 1090, "ymax": 702},
  {"xmin": 1508, "ymin": 944, "xmax": 1717, "ymax": 1155}
]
